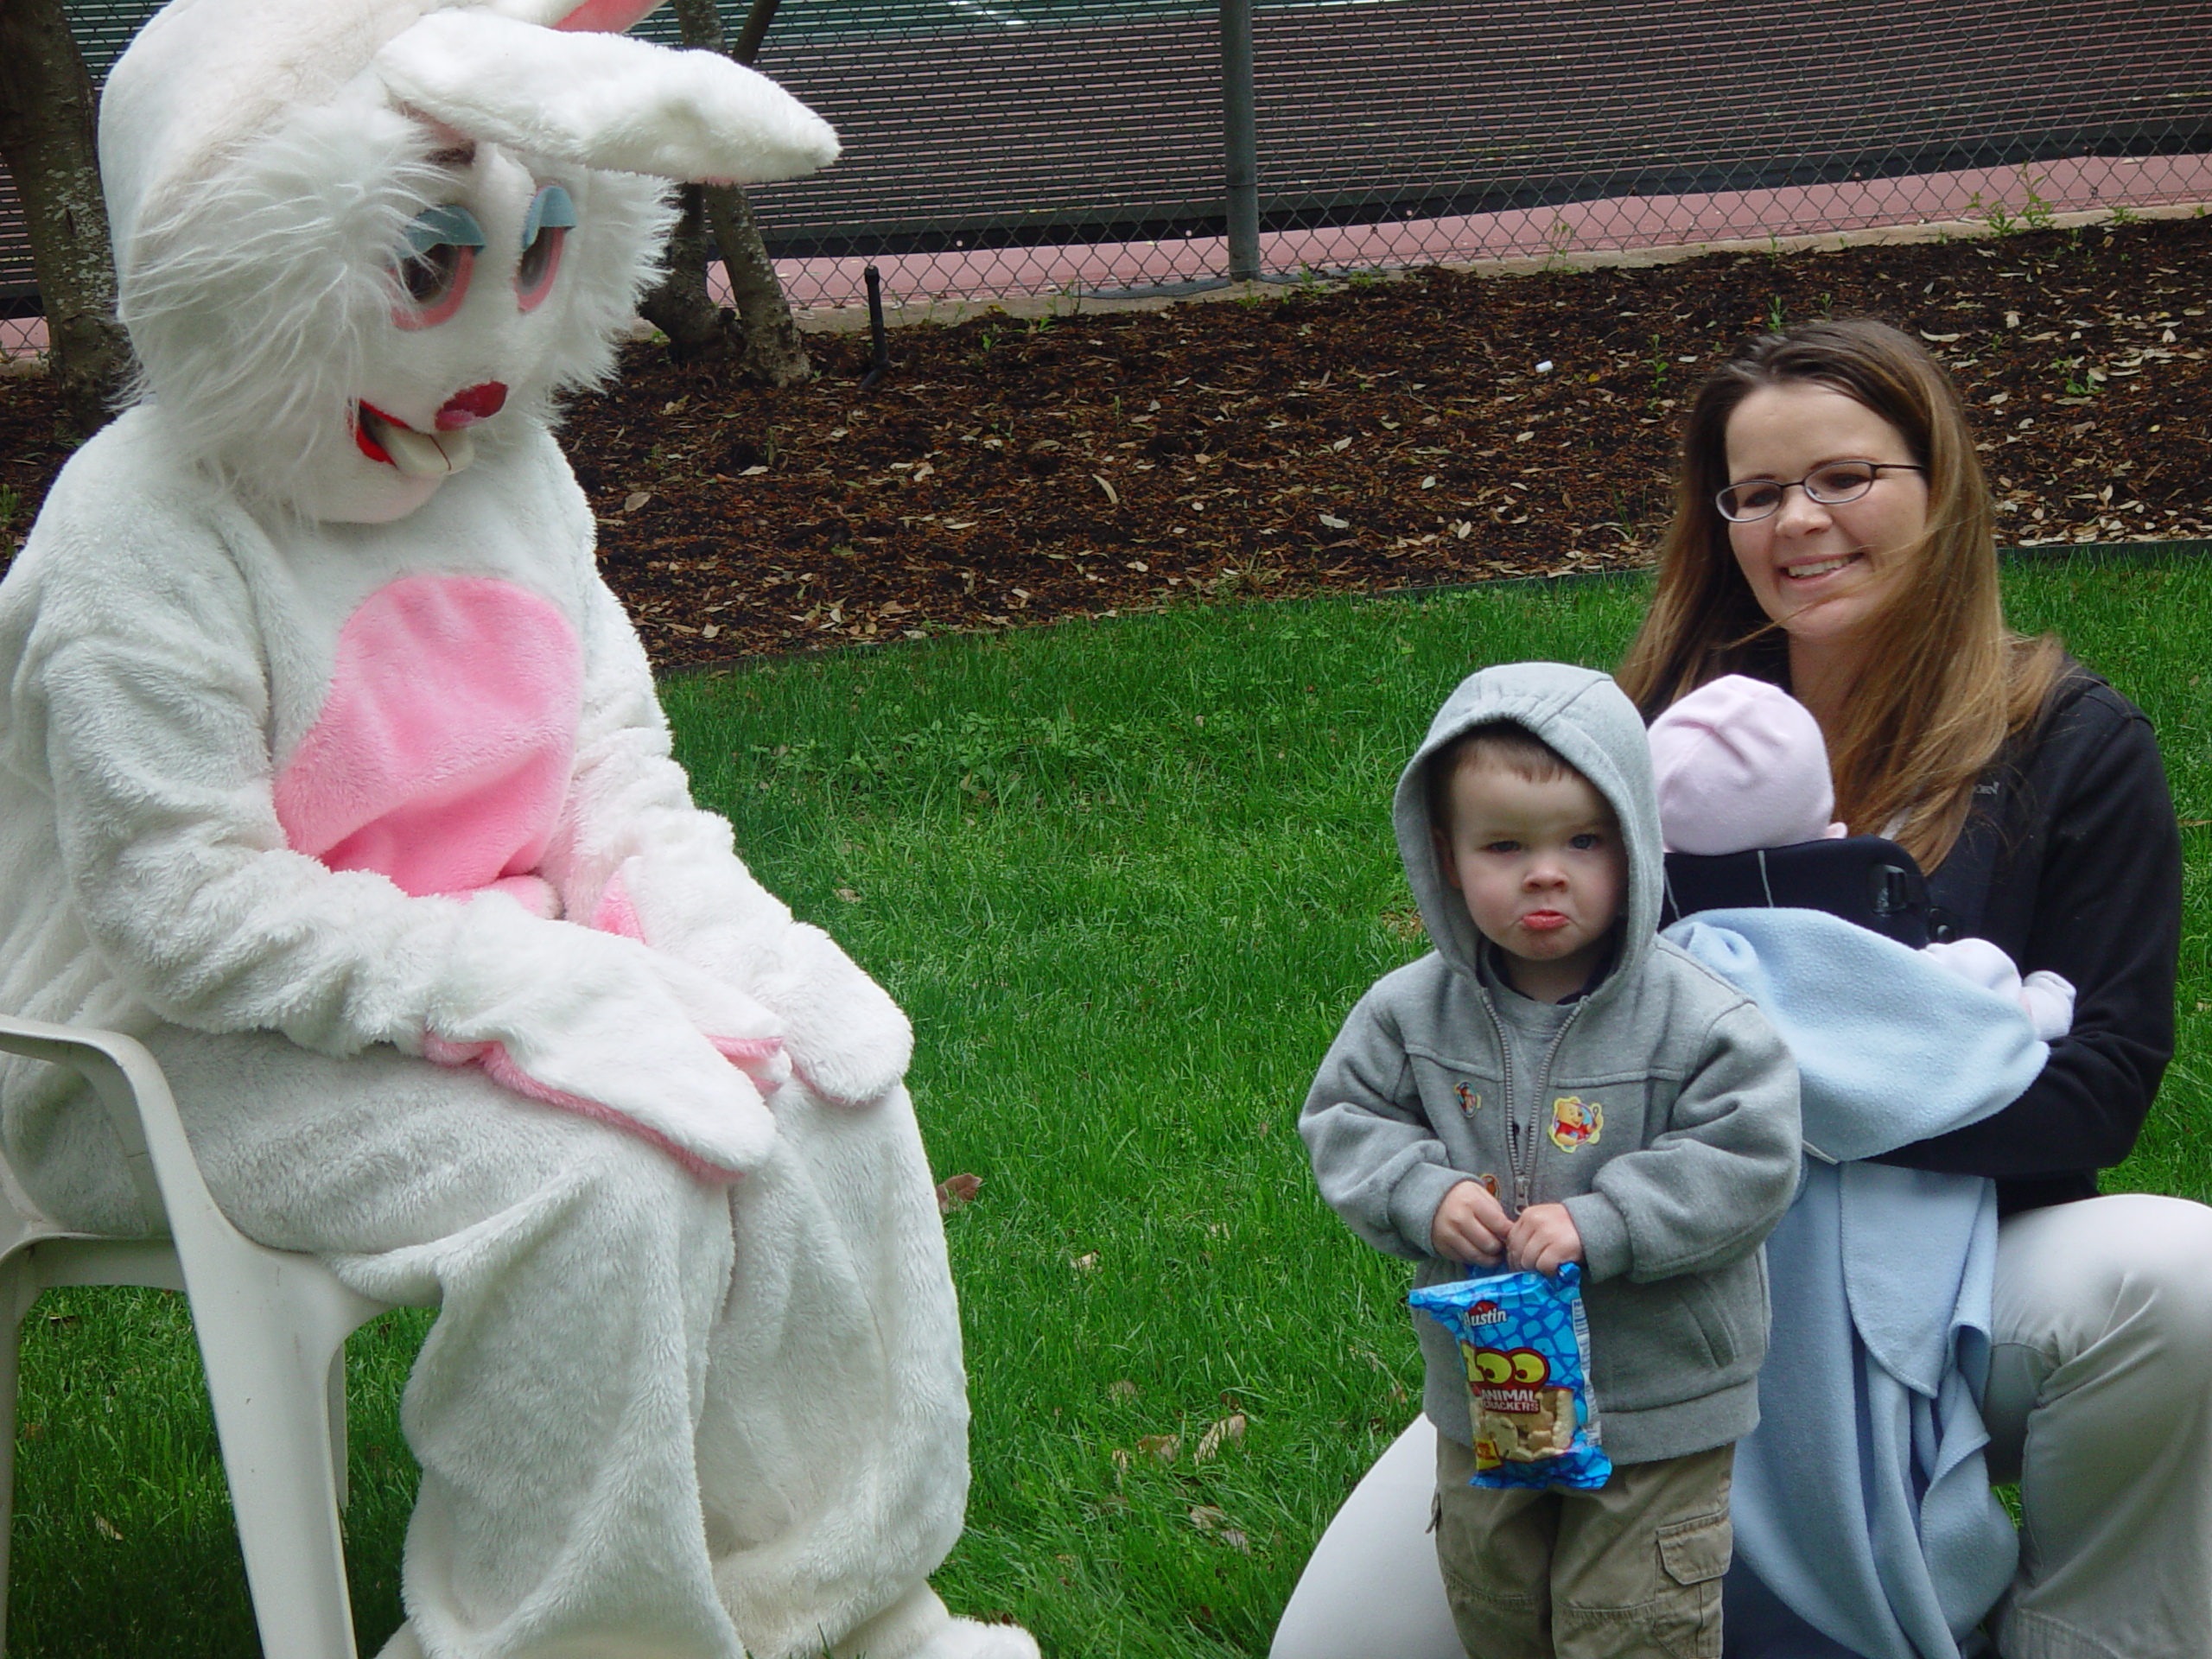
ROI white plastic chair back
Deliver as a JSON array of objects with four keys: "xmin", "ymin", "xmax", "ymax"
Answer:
[{"xmin": 0, "ymin": 1015, "xmax": 391, "ymax": 1659}]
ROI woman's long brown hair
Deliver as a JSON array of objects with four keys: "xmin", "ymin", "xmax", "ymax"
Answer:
[{"xmin": 1616, "ymin": 319, "xmax": 2063, "ymax": 871}]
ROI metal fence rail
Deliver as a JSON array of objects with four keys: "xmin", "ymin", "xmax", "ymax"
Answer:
[{"xmin": 4, "ymin": 0, "xmax": 2209, "ymax": 353}]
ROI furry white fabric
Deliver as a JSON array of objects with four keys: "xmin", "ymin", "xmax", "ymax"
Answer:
[
  {"xmin": 0, "ymin": 0, "xmax": 1027, "ymax": 1653},
  {"xmin": 130, "ymin": 1025, "xmax": 983, "ymax": 1659},
  {"xmin": 376, "ymin": 13, "xmax": 840, "ymax": 187}
]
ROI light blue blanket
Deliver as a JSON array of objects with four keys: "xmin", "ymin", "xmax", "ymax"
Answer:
[{"xmin": 1665, "ymin": 911, "xmax": 2045, "ymax": 1659}]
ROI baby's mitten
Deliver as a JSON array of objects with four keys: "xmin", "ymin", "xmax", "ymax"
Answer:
[
  {"xmin": 1922, "ymin": 936, "xmax": 2022, "ymax": 999},
  {"xmin": 1922, "ymin": 938, "xmax": 2076, "ymax": 1040},
  {"xmin": 2019, "ymin": 969, "xmax": 2077, "ymax": 1041}
]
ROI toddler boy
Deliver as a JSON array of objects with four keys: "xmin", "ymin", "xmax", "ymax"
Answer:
[{"xmin": 1300, "ymin": 662, "xmax": 1801, "ymax": 1658}]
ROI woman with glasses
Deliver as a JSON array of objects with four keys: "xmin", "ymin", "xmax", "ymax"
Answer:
[
  {"xmin": 1615, "ymin": 316, "xmax": 2209, "ymax": 1658},
  {"xmin": 1274, "ymin": 319, "xmax": 2209, "ymax": 1659}
]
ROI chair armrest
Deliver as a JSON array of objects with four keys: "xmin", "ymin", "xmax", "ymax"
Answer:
[
  {"xmin": 0, "ymin": 1014, "xmax": 198, "ymax": 1239},
  {"xmin": 0, "ymin": 1018, "xmax": 398, "ymax": 1355}
]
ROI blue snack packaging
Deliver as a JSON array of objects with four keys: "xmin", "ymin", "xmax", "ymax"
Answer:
[{"xmin": 1408, "ymin": 1263, "xmax": 1612, "ymax": 1491}]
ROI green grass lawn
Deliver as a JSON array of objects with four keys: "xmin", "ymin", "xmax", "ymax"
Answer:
[{"xmin": 9, "ymin": 556, "xmax": 2210, "ymax": 1656}]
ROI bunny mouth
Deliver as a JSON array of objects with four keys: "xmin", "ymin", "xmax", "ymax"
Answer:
[{"xmin": 355, "ymin": 402, "xmax": 478, "ymax": 477}]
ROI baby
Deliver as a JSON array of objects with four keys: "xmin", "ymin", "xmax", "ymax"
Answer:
[{"xmin": 1649, "ymin": 675, "xmax": 2073, "ymax": 1039}]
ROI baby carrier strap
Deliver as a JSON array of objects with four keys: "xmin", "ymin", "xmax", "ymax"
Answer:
[{"xmin": 1659, "ymin": 835, "xmax": 1932, "ymax": 948}]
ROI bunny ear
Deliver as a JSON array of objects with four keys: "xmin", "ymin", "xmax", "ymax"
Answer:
[
  {"xmin": 478, "ymin": 0, "xmax": 666, "ymax": 31},
  {"xmin": 374, "ymin": 9, "xmax": 838, "ymax": 182},
  {"xmin": 551, "ymin": 0, "xmax": 666, "ymax": 32}
]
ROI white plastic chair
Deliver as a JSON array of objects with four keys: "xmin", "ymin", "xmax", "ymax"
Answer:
[{"xmin": 0, "ymin": 1014, "xmax": 392, "ymax": 1659}]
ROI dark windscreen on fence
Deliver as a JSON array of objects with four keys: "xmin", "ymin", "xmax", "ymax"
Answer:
[
  {"xmin": 734, "ymin": 0, "xmax": 2212, "ymax": 258},
  {"xmin": 4, "ymin": 0, "xmax": 2209, "ymax": 315}
]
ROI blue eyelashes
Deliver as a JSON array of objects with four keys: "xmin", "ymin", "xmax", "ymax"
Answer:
[
  {"xmin": 403, "ymin": 202, "xmax": 487, "ymax": 257},
  {"xmin": 516, "ymin": 186, "xmax": 575, "ymax": 311},
  {"xmin": 521, "ymin": 186, "xmax": 576, "ymax": 246},
  {"xmin": 392, "ymin": 189, "xmax": 576, "ymax": 324},
  {"xmin": 395, "ymin": 204, "xmax": 486, "ymax": 327}
]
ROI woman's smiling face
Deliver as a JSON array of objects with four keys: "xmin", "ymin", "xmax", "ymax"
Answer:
[{"xmin": 1722, "ymin": 381, "xmax": 1930, "ymax": 655}]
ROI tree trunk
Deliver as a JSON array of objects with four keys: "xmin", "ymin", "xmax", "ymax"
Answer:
[
  {"xmin": 0, "ymin": 0, "xmax": 130, "ymax": 435},
  {"xmin": 636, "ymin": 184, "xmax": 741, "ymax": 363},
  {"xmin": 666, "ymin": 0, "xmax": 812, "ymax": 386},
  {"xmin": 702, "ymin": 181, "xmax": 811, "ymax": 387}
]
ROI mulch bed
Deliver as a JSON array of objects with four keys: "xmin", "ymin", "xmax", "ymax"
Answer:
[{"xmin": 5, "ymin": 214, "xmax": 2209, "ymax": 673}]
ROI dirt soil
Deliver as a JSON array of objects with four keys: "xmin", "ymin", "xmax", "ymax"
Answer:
[{"xmin": 4, "ymin": 214, "xmax": 2209, "ymax": 672}]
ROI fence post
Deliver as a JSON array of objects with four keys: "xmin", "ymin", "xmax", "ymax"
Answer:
[{"xmin": 1220, "ymin": 0, "xmax": 1260, "ymax": 283}]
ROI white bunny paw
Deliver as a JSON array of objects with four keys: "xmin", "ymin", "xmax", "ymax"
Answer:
[
  {"xmin": 912, "ymin": 1618, "xmax": 1041, "ymax": 1659},
  {"xmin": 830, "ymin": 1585, "xmax": 1039, "ymax": 1659}
]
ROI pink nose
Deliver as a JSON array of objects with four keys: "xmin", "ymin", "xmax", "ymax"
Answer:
[{"xmin": 435, "ymin": 382, "xmax": 508, "ymax": 430}]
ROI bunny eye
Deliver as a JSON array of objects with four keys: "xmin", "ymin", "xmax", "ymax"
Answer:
[
  {"xmin": 516, "ymin": 185, "xmax": 576, "ymax": 313},
  {"xmin": 393, "ymin": 203, "xmax": 486, "ymax": 328}
]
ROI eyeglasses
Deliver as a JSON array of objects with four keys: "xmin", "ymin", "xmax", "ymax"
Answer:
[{"xmin": 1715, "ymin": 461, "xmax": 1926, "ymax": 523}]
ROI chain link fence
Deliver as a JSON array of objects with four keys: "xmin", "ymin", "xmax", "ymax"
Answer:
[{"xmin": 6, "ymin": 0, "xmax": 2209, "ymax": 356}]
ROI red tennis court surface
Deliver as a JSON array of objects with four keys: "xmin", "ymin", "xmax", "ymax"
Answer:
[
  {"xmin": 775, "ymin": 149, "xmax": 2212, "ymax": 322},
  {"xmin": 6, "ymin": 152, "xmax": 2206, "ymax": 359}
]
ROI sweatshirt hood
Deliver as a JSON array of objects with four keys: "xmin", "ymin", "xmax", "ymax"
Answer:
[{"xmin": 1392, "ymin": 662, "xmax": 1662, "ymax": 994}]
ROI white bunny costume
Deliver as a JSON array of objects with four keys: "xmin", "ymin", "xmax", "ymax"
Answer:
[{"xmin": 0, "ymin": 3, "xmax": 1033, "ymax": 1656}]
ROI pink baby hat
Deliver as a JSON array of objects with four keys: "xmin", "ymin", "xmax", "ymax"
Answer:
[{"xmin": 1648, "ymin": 675, "xmax": 1842, "ymax": 855}]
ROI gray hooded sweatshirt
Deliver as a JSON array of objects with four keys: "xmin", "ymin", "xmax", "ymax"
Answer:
[{"xmin": 1300, "ymin": 662, "xmax": 1801, "ymax": 1465}]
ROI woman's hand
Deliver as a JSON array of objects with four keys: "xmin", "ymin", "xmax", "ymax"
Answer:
[
  {"xmin": 1431, "ymin": 1179, "xmax": 1510, "ymax": 1267},
  {"xmin": 1506, "ymin": 1203, "xmax": 1584, "ymax": 1275}
]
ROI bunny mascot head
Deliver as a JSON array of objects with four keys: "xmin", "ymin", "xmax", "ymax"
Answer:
[
  {"xmin": 103, "ymin": 0, "xmax": 835, "ymax": 523},
  {"xmin": 0, "ymin": 5, "xmax": 1039, "ymax": 1657}
]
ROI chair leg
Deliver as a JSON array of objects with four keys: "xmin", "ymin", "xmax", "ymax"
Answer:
[
  {"xmin": 0, "ymin": 1260, "xmax": 43, "ymax": 1658},
  {"xmin": 187, "ymin": 1263, "xmax": 365, "ymax": 1659},
  {"xmin": 327, "ymin": 1344, "xmax": 349, "ymax": 1513}
]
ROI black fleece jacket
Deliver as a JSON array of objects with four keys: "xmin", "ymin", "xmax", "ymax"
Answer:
[{"xmin": 1871, "ymin": 670, "xmax": 2181, "ymax": 1215}]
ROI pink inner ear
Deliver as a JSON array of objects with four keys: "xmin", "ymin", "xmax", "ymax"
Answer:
[{"xmin": 554, "ymin": 0, "xmax": 662, "ymax": 31}]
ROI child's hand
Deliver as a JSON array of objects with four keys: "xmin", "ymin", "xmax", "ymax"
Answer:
[
  {"xmin": 1506, "ymin": 1204, "xmax": 1583, "ymax": 1275},
  {"xmin": 1430, "ymin": 1179, "xmax": 1510, "ymax": 1267}
]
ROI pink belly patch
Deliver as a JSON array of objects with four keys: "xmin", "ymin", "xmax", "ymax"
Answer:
[{"xmin": 274, "ymin": 575, "xmax": 583, "ymax": 898}]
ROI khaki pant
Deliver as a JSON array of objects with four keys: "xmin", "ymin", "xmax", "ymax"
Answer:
[
  {"xmin": 1984, "ymin": 1192, "xmax": 2212, "ymax": 1659},
  {"xmin": 1433, "ymin": 1438, "xmax": 1732, "ymax": 1659}
]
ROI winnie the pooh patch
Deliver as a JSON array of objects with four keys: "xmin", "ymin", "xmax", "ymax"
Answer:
[{"xmin": 1548, "ymin": 1096, "xmax": 1603, "ymax": 1151}]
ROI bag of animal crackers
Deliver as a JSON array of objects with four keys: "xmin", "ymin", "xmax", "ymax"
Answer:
[{"xmin": 1409, "ymin": 1264, "xmax": 1613, "ymax": 1491}]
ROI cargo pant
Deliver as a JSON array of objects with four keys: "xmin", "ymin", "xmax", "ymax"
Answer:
[{"xmin": 1434, "ymin": 1438, "xmax": 1733, "ymax": 1659}]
